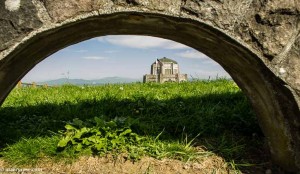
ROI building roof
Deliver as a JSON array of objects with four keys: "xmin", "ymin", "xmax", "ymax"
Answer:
[{"xmin": 154, "ymin": 57, "xmax": 178, "ymax": 64}]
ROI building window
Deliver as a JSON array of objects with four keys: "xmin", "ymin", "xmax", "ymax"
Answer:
[
  {"xmin": 157, "ymin": 67, "xmax": 161, "ymax": 74},
  {"xmin": 165, "ymin": 69, "xmax": 171, "ymax": 75}
]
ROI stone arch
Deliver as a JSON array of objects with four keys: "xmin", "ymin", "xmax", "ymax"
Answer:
[{"xmin": 0, "ymin": 1, "xmax": 299, "ymax": 172}]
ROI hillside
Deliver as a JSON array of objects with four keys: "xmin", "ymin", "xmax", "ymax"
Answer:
[{"xmin": 39, "ymin": 77, "xmax": 141, "ymax": 85}]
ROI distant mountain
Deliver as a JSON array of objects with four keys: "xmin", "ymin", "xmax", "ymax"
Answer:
[{"xmin": 39, "ymin": 77, "xmax": 141, "ymax": 86}]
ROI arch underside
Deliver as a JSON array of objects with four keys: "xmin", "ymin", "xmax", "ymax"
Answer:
[{"xmin": 0, "ymin": 12, "xmax": 299, "ymax": 171}]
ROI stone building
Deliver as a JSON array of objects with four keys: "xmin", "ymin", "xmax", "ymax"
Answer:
[{"xmin": 143, "ymin": 57, "xmax": 187, "ymax": 83}]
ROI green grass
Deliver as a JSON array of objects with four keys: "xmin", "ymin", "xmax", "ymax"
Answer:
[{"xmin": 0, "ymin": 79, "xmax": 265, "ymax": 171}]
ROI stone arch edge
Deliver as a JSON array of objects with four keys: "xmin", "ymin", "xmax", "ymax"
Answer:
[{"xmin": 0, "ymin": 11, "xmax": 299, "ymax": 172}]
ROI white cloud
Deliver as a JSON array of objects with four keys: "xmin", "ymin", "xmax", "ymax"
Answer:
[
  {"xmin": 105, "ymin": 50, "xmax": 119, "ymax": 54},
  {"xmin": 97, "ymin": 36, "xmax": 189, "ymax": 50},
  {"xmin": 75, "ymin": 49, "xmax": 88, "ymax": 53},
  {"xmin": 202, "ymin": 59, "xmax": 220, "ymax": 66},
  {"xmin": 164, "ymin": 42, "xmax": 189, "ymax": 49},
  {"xmin": 177, "ymin": 50, "xmax": 208, "ymax": 59},
  {"xmin": 82, "ymin": 56, "xmax": 107, "ymax": 60},
  {"xmin": 95, "ymin": 37, "xmax": 105, "ymax": 42}
]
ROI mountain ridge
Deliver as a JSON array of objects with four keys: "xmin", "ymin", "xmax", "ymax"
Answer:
[{"xmin": 37, "ymin": 77, "xmax": 141, "ymax": 85}]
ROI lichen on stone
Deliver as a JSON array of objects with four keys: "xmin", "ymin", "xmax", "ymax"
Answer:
[{"xmin": 5, "ymin": 0, "xmax": 21, "ymax": 12}]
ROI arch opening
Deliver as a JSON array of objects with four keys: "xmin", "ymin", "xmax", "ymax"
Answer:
[
  {"xmin": 1, "ymin": 35, "xmax": 265, "ymax": 173},
  {"xmin": 0, "ymin": 12, "xmax": 299, "ymax": 171}
]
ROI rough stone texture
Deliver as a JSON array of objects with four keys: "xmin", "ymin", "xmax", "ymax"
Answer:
[
  {"xmin": 0, "ymin": 0, "xmax": 299, "ymax": 172},
  {"xmin": 42, "ymin": 0, "xmax": 110, "ymax": 22},
  {"xmin": 181, "ymin": 0, "xmax": 300, "ymax": 60},
  {"xmin": 0, "ymin": 0, "xmax": 42, "ymax": 51}
]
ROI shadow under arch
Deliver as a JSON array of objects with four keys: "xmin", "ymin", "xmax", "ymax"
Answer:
[{"xmin": 0, "ymin": 12, "xmax": 299, "ymax": 171}]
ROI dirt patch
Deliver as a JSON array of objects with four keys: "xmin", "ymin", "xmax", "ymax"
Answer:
[{"xmin": 0, "ymin": 154, "xmax": 234, "ymax": 174}]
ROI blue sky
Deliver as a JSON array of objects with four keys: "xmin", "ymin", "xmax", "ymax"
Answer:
[{"xmin": 22, "ymin": 35, "xmax": 230, "ymax": 82}]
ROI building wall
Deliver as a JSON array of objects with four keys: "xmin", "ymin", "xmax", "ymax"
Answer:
[
  {"xmin": 145, "ymin": 60, "xmax": 186, "ymax": 83},
  {"xmin": 143, "ymin": 74, "xmax": 187, "ymax": 83},
  {"xmin": 151, "ymin": 62, "xmax": 179, "ymax": 75}
]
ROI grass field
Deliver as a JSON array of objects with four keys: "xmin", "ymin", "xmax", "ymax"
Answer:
[{"xmin": 0, "ymin": 80, "xmax": 272, "ymax": 173}]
